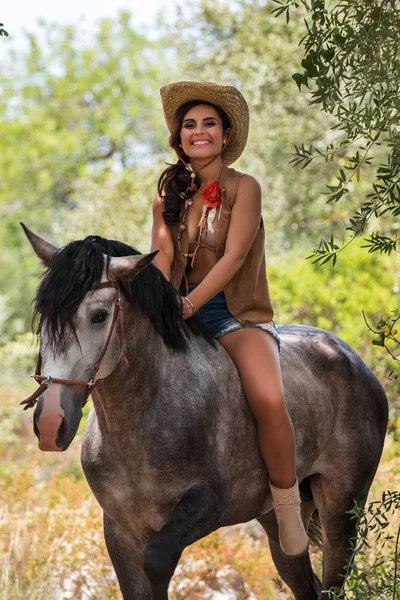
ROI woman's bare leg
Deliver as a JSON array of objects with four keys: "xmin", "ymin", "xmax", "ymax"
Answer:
[
  {"xmin": 218, "ymin": 327, "xmax": 308, "ymax": 557},
  {"xmin": 218, "ymin": 327, "xmax": 295, "ymax": 488}
]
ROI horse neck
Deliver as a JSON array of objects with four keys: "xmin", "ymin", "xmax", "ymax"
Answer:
[{"xmin": 91, "ymin": 304, "xmax": 170, "ymax": 433}]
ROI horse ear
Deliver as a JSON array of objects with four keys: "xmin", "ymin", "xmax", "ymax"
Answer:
[
  {"xmin": 20, "ymin": 222, "xmax": 57, "ymax": 267},
  {"xmin": 108, "ymin": 251, "xmax": 159, "ymax": 281}
]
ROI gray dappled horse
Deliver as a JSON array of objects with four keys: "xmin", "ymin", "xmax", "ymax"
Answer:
[{"xmin": 21, "ymin": 225, "xmax": 388, "ymax": 600}]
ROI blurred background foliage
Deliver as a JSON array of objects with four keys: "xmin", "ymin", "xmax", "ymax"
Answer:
[{"xmin": 1, "ymin": 1, "xmax": 399, "ymax": 598}]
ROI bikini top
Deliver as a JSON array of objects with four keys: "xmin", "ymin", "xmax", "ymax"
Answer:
[{"xmin": 188, "ymin": 226, "xmax": 218, "ymax": 255}]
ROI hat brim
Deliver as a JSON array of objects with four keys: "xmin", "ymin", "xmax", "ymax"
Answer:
[{"xmin": 160, "ymin": 81, "xmax": 249, "ymax": 165}]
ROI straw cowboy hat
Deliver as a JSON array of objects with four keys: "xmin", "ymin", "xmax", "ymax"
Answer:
[{"xmin": 160, "ymin": 81, "xmax": 249, "ymax": 165}]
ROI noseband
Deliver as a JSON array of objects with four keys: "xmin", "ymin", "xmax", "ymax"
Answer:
[{"xmin": 21, "ymin": 281, "xmax": 126, "ymax": 410}]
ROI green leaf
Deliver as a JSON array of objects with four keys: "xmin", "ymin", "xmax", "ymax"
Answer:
[{"xmin": 292, "ymin": 72, "xmax": 305, "ymax": 91}]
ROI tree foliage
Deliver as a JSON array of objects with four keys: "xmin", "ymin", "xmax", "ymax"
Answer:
[
  {"xmin": 1, "ymin": 13, "xmax": 168, "ymax": 217},
  {"xmin": 0, "ymin": 13, "xmax": 171, "ymax": 339},
  {"xmin": 272, "ymin": 0, "xmax": 400, "ymax": 254},
  {"xmin": 170, "ymin": 0, "xmax": 350, "ymax": 250},
  {"xmin": 272, "ymin": 0, "xmax": 400, "ymax": 362}
]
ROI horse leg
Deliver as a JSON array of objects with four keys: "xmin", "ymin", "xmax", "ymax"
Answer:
[
  {"xmin": 103, "ymin": 512, "xmax": 152, "ymax": 600},
  {"xmin": 257, "ymin": 503, "xmax": 322, "ymax": 600},
  {"xmin": 143, "ymin": 483, "xmax": 226, "ymax": 600},
  {"xmin": 311, "ymin": 474, "xmax": 364, "ymax": 598}
]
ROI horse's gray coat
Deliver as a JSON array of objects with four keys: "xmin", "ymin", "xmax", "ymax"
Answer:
[{"xmin": 81, "ymin": 312, "xmax": 387, "ymax": 599}]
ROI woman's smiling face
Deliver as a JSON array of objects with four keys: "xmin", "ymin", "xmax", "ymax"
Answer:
[{"xmin": 180, "ymin": 104, "xmax": 225, "ymax": 161}]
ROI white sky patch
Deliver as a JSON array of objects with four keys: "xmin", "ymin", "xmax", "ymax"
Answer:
[
  {"xmin": 0, "ymin": 0, "xmax": 182, "ymax": 58},
  {"xmin": 2, "ymin": 0, "xmax": 174, "ymax": 32}
]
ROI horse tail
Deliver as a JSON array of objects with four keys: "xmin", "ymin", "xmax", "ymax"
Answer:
[
  {"xmin": 300, "ymin": 477, "xmax": 322, "ymax": 549},
  {"xmin": 308, "ymin": 510, "xmax": 322, "ymax": 549}
]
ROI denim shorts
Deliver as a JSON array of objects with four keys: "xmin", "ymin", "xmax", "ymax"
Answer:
[{"xmin": 192, "ymin": 289, "xmax": 281, "ymax": 352}]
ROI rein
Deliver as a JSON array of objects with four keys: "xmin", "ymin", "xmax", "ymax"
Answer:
[{"xmin": 20, "ymin": 280, "xmax": 127, "ymax": 411}]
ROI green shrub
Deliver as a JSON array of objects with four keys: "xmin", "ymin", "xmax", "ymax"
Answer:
[
  {"xmin": 268, "ymin": 241, "xmax": 400, "ymax": 408},
  {"xmin": 326, "ymin": 491, "xmax": 400, "ymax": 599}
]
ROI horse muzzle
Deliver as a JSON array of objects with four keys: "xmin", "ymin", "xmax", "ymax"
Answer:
[{"xmin": 33, "ymin": 386, "xmax": 82, "ymax": 452}]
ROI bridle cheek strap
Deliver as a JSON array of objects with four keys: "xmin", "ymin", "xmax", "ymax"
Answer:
[{"xmin": 20, "ymin": 281, "xmax": 127, "ymax": 411}]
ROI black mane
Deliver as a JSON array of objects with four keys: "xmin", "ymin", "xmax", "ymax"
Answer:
[{"xmin": 33, "ymin": 235, "xmax": 214, "ymax": 353}]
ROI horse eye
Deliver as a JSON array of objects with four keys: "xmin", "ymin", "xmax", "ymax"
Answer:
[{"xmin": 91, "ymin": 310, "xmax": 109, "ymax": 324}]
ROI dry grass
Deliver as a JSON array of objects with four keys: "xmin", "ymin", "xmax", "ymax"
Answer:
[{"xmin": 1, "ymin": 384, "xmax": 399, "ymax": 600}]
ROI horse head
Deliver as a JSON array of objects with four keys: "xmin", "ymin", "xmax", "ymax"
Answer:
[{"xmin": 21, "ymin": 224, "xmax": 156, "ymax": 452}]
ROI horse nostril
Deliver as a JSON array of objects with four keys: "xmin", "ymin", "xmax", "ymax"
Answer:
[
  {"xmin": 33, "ymin": 413, "xmax": 40, "ymax": 438},
  {"xmin": 57, "ymin": 418, "xmax": 66, "ymax": 440}
]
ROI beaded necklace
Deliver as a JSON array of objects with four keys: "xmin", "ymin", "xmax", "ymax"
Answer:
[{"xmin": 177, "ymin": 164, "xmax": 223, "ymax": 266}]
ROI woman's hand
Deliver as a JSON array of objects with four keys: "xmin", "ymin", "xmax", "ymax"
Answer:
[{"xmin": 180, "ymin": 296, "xmax": 195, "ymax": 320}]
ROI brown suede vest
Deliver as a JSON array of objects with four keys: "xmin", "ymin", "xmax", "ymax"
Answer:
[{"xmin": 169, "ymin": 165, "xmax": 274, "ymax": 324}]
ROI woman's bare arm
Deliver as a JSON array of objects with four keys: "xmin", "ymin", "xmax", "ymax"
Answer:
[
  {"xmin": 150, "ymin": 194, "xmax": 175, "ymax": 281},
  {"xmin": 185, "ymin": 175, "xmax": 262, "ymax": 313}
]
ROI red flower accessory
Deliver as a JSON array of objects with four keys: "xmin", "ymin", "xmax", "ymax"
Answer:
[{"xmin": 202, "ymin": 180, "xmax": 221, "ymax": 208}]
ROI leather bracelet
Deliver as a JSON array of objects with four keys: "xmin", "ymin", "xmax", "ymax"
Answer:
[{"xmin": 184, "ymin": 296, "xmax": 195, "ymax": 315}]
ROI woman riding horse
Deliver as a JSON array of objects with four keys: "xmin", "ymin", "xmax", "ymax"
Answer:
[{"xmin": 152, "ymin": 81, "xmax": 308, "ymax": 558}]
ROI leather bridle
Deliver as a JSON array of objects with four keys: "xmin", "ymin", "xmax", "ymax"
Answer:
[{"xmin": 21, "ymin": 281, "xmax": 127, "ymax": 410}]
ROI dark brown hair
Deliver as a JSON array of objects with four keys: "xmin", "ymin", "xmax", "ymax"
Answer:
[{"xmin": 158, "ymin": 100, "xmax": 231, "ymax": 225}]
